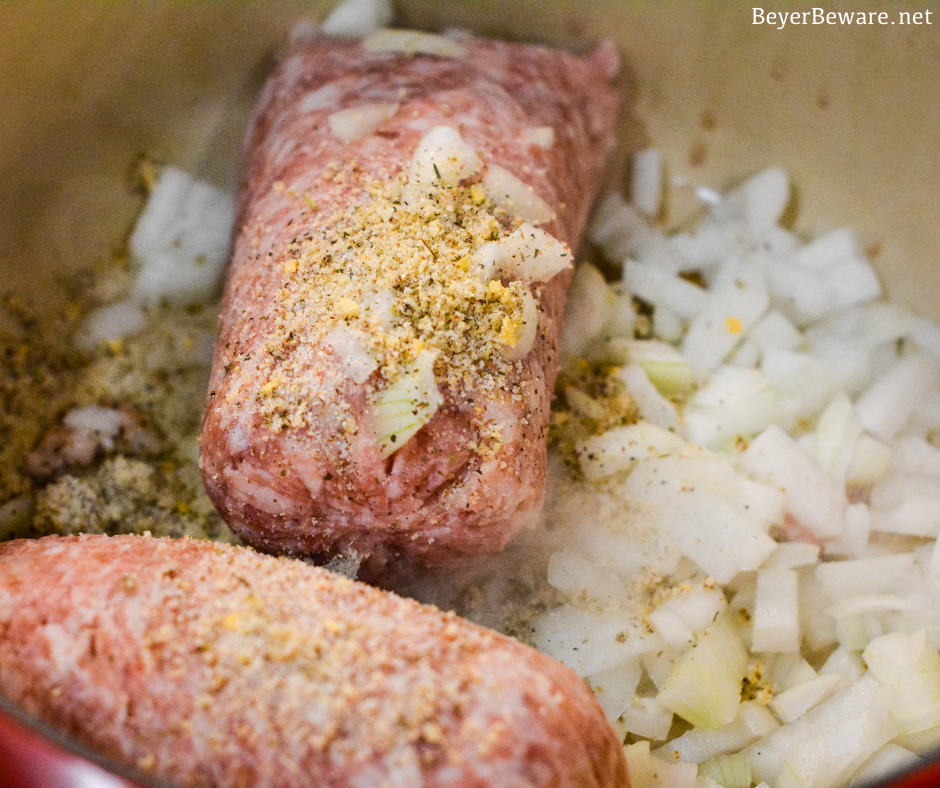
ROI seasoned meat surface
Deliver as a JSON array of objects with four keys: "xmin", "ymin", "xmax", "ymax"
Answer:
[
  {"xmin": 199, "ymin": 34, "xmax": 619, "ymax": 575},
  {"xmin": 0, "ymin": 534, "xmax": 629, "ymax": 788}
]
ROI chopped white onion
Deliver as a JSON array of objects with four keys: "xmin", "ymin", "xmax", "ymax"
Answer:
[
  {"xmin": 361, "ymin": 29, "xmax": 468, "ymax": 58},
  {"xmin": 745, "ymin": 675, "xmax": 901, "ymax": 788},
  {"xmin": 327, "ymin": 102, "xmax": 398, "ymax": 143},
  {"xmin": 848, "ymin": 744, "xmax": 923, "ymax": 786},
  {"xmin": 743, "ymin": 425, "xmax": 846, "ymax": 539},
  {"xmin": 368, "ymin": 350, "xmax": 441, "ymax": 457},
  {"xmin": 698, "ymin": 752, "xmax": 753, "ymax": 788},
  {"xmin": 714, "ymin": 167, "xmax": 790, "ymax": 237},
  {"xmin": 864, "ymin": 630, "xmax": 940, "ymax": 734},
  {"xmin": 654, "ymin": 702, "xmax": 779, "ymax": 764},
  {"xmin": 324, "ymin": 325, "xmax": 377, "ymax": 384},
  {"xmin": 625, "ymin": 741, "xmax": 698, "ymax": 787},
  {"xmin": 500, "ymin": 289, "xmax": 538, "ymax": 361},
  {"xmin": 588, "ymin": 660, "xmax": 643, "ymax": 724},
  {"xmin": 321, "ymin": 0, "xmax": 392, "ymax": 37},
  {"xmin": 621, "ymin": 697, "xmax": 676, "ymax": 741},
  {"xmin": 63, "ymin": 407, "xmax": 126, "ymax": 450},
  {"xmin": 681, "ymin": 259, "xmax": 769, "ymax": 380},
  {"xmin": 631, "ymin": 148, "xmax": 662, "ymax": 218},
  {"xmin": 752, "ymin": 568, "xmax": 800, "ymax": 653},
  {"xmin": 482, "ymin": 164, "xmax": 553, "ymax": 225},
  {"xmin": 657, "ymin": 615, "xmax": 748, "ymax": 729},
  {"xmin": 855, "ymin": 355, "xmax": 940, "ymax": 441},
  {"xmin": 472, "ymin": 223, "xmax": 572, "ymax": 284},
  {"xmin": 770, "ymin": 674, "xmax": 843, "ymax": 723},
  {"xmin": 618, "ymin": 364, "xmax": 679, "ymax": 430},
  {"xmin": 404, "ymin": 126, "xmax": 481, "ymax": 206},
  {"xmin": 130, "ymin": 167, "xmax": 235, "ymax": 306},
  {"xmin": 762, "ymin": 542, "xmax": 820, "ymax": 570},
  {"xmin": 577, "ymin": 421, "xmax": 686, "ymax": 481},
  {"xmin": 77, "ymin": 300, "xmax": 146, "ymax": 350},
  {"xmin": 816, "ymin": 553, "xmax": 917, "ymax": 601},
  {"xmin": 531, "ymin": 604, "xmax": 661, "ymax": 677},
  {"xmin": 522, "ymin": 126, "xmax": 554, "ymax": 149},
  {"xmin": 560, "ymin": 263, "xmax": 614, "ymax": 357}
]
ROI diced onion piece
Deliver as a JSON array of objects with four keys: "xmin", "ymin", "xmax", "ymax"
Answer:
[
  {"xmin": 800, "ymin": 571, "xmax": 839, "ymax": 652},
  {"xmin": 500, "ymin": 289, "xmax": 538, "ymax": 361},
  {"xmin": 625, "ymin": 454, "xmax": 779, "ymax": 582},
  {"xmin": 871, "ymin": 496, "xmax": 940, "ymax": 538},
  {"xmin": 891, "ymin": 436, "xmax": 940, "ymax": 476},
  {"xmin": 856, "ymin": 355, "xmax": 940, "ymax": 441},
  {"xmin": 657, "ymin": 586, "xmax": 728, "ymax": 635},
  {"xmin": 561, "ymin": 263, "xmax": 614, "ymax": 357},
  {"xmin": 654, "ymin": 702, "xmax": 779, "ymax": 765},
  {"xmin": 621, "ymin": 698, "xmax": 675, "ymax": 741},
  {"xmin": 771, "ymin": 655, "xmax": 817, "ymax": 692},
  {"xmin": 770, "ymin": 674, "xmax": 843, "ymax": 724},
  {"xmin": 623, "ymin": 259, "xmax": 709, "ymax": 322},
  {"xmin": 849, "ymin": 744, "xmax": 923, "ymax": 786},
  {"xmin": 864, "ymin": 630, "xmax": 940, "ymax": 734},
  {"xmin": 321, "ymin": 0, "xmax": 392, "ymax": 37},
  {"xmin": 819, "ymin": 647, "xmax": 866, "ymax": 692},
  {"xmin": 577, "ymin": 421, "xmax": 686, "ymax": 481},
  {"xmin": 681, "ymin": 259, "xmax": 770, "ymax": 380},
  {"xmin": 324, "ymin": 325, "xmax": 377, "ymax": 384},
  {"xmin": 815, "ymin": 553, "xmax": 916, "ymax": 601},
  {"xmin": 745, "ymin": 675, "xmax": 901, "ymax": 788},
  {"xmin": 77, "ymin": 300, "xmax": 146, "ymax": 350},
  {"xmin": 627, "ymin": 340, "xmax": 696, "ymax": 399},
  {"xmin": 640, "ymin": 359, "xmax": 695, "ymax": 400},
  {"xmin": 522, "ymin": 126, "xmax": 554, "ymax": 149},
  {"xmin": 762, "ymin": 542, "xmax": 820, "ymax": 570},
  {"xmin": 729, "ymin": 339, "xmax": 760, "ymax": 368},
  {"xmin": 683, "ymin": 367, "xmax": 780, "ymax": 451},
  {"xmin": 587, "ymin": 660, "xmax": 643, "ymax": 724},
  {"xmin": 482, "ymin": 164, "xmax": 553, "ymax": 225},
  {"xmin": 624, "ymin": 742, "xmax": 698, "ymax": 788},
  {"xmin": 812, "ymin": 393, "xmax": 863, "ymax": 486},
  {"xmin": 472, "ymin": 223, "xmax": 572, "ymax": 284},
  {"xmin": 327, "ymin": 102, "xmax": 398, "ymax": 143},
  {"xmin": 362, "ymin": 28, "xmax": 468, "ymax": 57},
  {"xmin": 649, "ymin": 609, "xmax": 694, "ymax": 648},
  {"xmin": 547, "ymin": 551, "xmax": 630, "ymax": 607},
  {"xmin": 742, "ymin": 425, "xmax": 846, "ymax": 539},
  {"xmin": 369, "ymin": 350, "xmax": 441, "ymax": 457},
  {"xmin": 698, "ymin": 753, "xmax": 752, "ymax": 788},
  {"xmin": 657, "ymin": 615, "xmax": 748, "ymax": 729},
  {"xmin": 531, "ymin": 604, "xmax": 662, "ymax": 677},
  {"xmin": 618, "ymin": 364, "xmax": 679, "ymax": 430},
  {"xmin": 590, "ymin": 193, "xmax": 657, "ymax": 262},
  {"xmin": 828, "ymin": 502, "xmax": 868, "ymax": 561},
  {"xmin": 752, "ymin": 568, "xmax": 800, "ymax": 653},
  {"xmin": 631, "ymin": 148, "xmax": 662, "ymax": 218},
  {"xmin": 790, "ymin": 227, "xmax": 859, "ymax": 272},
  {"xmin": 404, "ymin": 126, "xmax": 481, "ymax": 204},
  {"xmin": 714, "ymin": 167, "xmax": 790, "ymax": 237},
  {"xmin": 130, "ymin": 167, "xmax": 235, "ymax": 306},
  {"xmin": 749, "ymin": 309, "xmax": 803, "ymax": 355}
]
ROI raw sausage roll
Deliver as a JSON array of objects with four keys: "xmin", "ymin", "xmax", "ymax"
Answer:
[
  {"xmin": 0, "ymin": 534, "xmax": 629, "ymax": 787},
  {"xmin": 199, "ymin": 31, "xmax": 620, "ymax": 575}
]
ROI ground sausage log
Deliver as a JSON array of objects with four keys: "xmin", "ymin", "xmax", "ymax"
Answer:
[
  {"xmin": 199, "ymin": 32, "xmax": 620, "ymax": 577},
  {"xmin": 0, "ymin": 534, "xmax": 629, "ymax": 787}
]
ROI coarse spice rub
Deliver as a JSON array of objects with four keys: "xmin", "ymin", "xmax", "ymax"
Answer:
[
  {"xmin": 255, "ymin": 176, "xmax": 533, "ymax": 436},
  {"xmin": 199, "ymin": 34, "xmax": 620, "ymax": 577}
]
